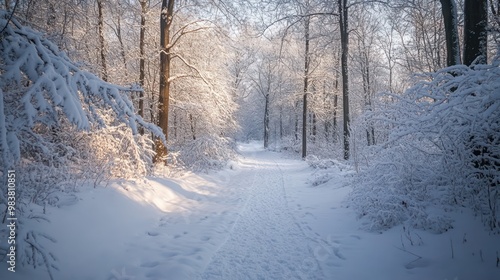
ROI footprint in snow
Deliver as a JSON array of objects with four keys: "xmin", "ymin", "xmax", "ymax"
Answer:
[
  {"xmin": 200, "ymin": 236, "xmax": 211, "ymax": 241},
  {"xmin": 200, "ymin": 216, "xmax": 209, "ymax": 222},
  {"xmin": 333, "ymin": 246, "xmax": 346, "ymax": 260},
  {"xmin": 147, "ymin": 231, "xmax": 159, "ymax": 237},
  {"xmin": 141, "ymin": 261, "xmax": 160, "ymax": 268},
  {"xmin": 405, "ymin": 258, "xmax": 430, "ymax": 269},
  {"xmin": 350, "ymin": 234, "xmax": 361, "ymax": 240},
  {"xmin": 161, "ymin": 251, "xmax": 178, "ymax": 258}
]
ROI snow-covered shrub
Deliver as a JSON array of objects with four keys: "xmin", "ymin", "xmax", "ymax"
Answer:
[
  {"xmin": 272, "ymin": 135, "xmax": 302, "ymax": 154},
  {"xmin": 350, "ymin": 61, "xmax": 500, "ymax": 232},
  {"xmin": 0, "ymin": 12, "xmax": 163, "ymax": 277},
  {"xmin": 175, "ymin": 136, "xmax": 236, "ymax": 171},
  {"xmin": 76, "ymin": 118, "xmax": 156, "ymax": 181},
  {"xmin": 306, "ymin": 155, "xmax": 351, "ymax": 171},
  {"xmin": 306, "ymin": 155, "xmax": 353, "ymax": 187}
]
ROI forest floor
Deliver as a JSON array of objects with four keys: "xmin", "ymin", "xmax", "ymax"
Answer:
[{"xmin": 1, "ymin": 142, "xmax": 498, "ymax": 280}]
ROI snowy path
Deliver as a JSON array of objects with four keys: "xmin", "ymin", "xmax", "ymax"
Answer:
[
  {"xmin": 200, "ymin": 148, "xmax": 324, "ymax": 280},
  {"xmin": 3, "ymin": 142, "xmax": 499, "ymax": 280}
]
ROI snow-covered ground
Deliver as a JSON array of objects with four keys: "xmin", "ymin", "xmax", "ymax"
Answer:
[{"xmin": 1, "ymin": 142, "xmax": 499, "ymax": 280}]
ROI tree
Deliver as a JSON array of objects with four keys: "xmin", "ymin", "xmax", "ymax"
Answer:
[
  {"xmin": 352, "ymin": 7, "xmax": 379, "ymax": 146},
  {"xmin": 252, "ymin": 58, "xmax": 275, "ymax": 149},
  {"xmin": 439, "ymin": 0, "xmax": 461, "ymax": 66},
  {"xmin": 339, "ymin": 0, "xmax": 350, "ymax": 160},
  {"xmin": 155, "ymin": 0, "xmax": 174, "ymax": 163},
  {"xmin": 97, "ymin": 0, "xmax": 108, "ymax": 81},
  {"xmin": 0, "ymin": 11, "xmax": 164, "ymax": 277},
  {"xmin": 138, "ymin": 0, "xmax": 148, "ymax": 134},
  {"xmin": 463, "ymin": 0, "xmax": 488, "ymax": 65},
  {"xmin": 302, "ymin": 16, "xmax": 311, "ymax": 158}
]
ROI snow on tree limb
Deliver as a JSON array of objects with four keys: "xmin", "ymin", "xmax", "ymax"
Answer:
[{"xmin": 0, "ymin": 11, "xmax": 165, "ymax": 167}]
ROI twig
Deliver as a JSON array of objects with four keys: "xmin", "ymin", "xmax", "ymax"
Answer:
[
  {"xmin": 394, "ymin": 245, "xmax": 423, "ymax": 267},
  {"xmin": 394, "ymin": 245, "xmax": 423, "ymax": 259},
  {"xmin": 450, "ymin": 238, "xmax": 454, "ymax": 259}
]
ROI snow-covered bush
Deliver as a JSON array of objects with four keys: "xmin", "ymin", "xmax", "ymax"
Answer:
[
  {"xmin": 305, "ymin": 155, "xmax": 354, "ymax": 187},
  {"xmin": 175, "ymin": 136, "xmax": 236, "ymax": 171},
  {"xmin": 271, "ymin": 135, "xmax": 301, "ymax": 154},
  {"xmin": 350, "ymin": 61, "xmax": 500, "ymax": 232},
  {"xmin": 0, "ymin": 11, "xmax": 163, "ymax": 277}
]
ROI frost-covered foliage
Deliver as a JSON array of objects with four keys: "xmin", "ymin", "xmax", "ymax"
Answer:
[
  {"xmin": 0, "ymin": 11, "xmax": 163, "ymax": 277},
  {"xmin": 305, "ymin": 155, "xmax": 353, "ymax": 187},
  {"xmin": 168, "ymin": 16, "xmax": 238, "ymax": 170},
  {"xmin": 0, "ymin": 11, "xmax": 163, "ymax": 168},
  {"xmin": 350, "ymin": 61, "xmax": 500, "ymax": 233},
  {"xmin": 174, "ymin": 136, "xmax": 236, "ymax": 171}
]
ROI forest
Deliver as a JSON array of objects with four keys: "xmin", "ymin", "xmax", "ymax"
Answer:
[{"xmin": 0, "ymin": 0, "xmax": 499, "ymax": 279}]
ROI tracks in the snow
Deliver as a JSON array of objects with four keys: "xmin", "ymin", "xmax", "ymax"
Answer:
[{"xmin": 200, "ymin": 153, "xmax": 325, "ymax": 280}]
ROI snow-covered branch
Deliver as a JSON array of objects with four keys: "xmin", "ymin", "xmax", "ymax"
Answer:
[{"xmin": 0, "ymin": 11, "xmax": 165, "ymax": 167}]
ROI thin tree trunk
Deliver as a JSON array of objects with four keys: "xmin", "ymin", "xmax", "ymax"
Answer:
[
  {"xmin": 302, "ymin": 16, "xmax": 310, "ymax": 159},
  {"xmin": 362, "ymin": 50, "xmax": 375, "ymax": 146},
  {"xmin": 312, "ymin": 113, "xmax": 317, "ymax": 143},
  {"xmin": 333, "ymin": 73, "xmax": 338, "ymax": 143},
  {"xmin": 263, "ymin": 94, "xmax": 270, "ymax": 148},
  {"xmin": 97, "ymin": 0, "xmax": 108, "ymax": 81},
  {"xmin": 116, "ymin": 8, "xmax": 128, "ymax": 78},
  {"xmin": 173, "ymin": 110, "xmax": 177, "ymax": 139},
  {"xmin": 279, "ymin": 108, "xmax": 283, "ymax": 140},
  {"xmin": 155, "ymin": 0, "xmax": 175, "ymax": 163},
  {"xmin": 339, "ymin": 0, "xmax": 350, "ymax": 160},
  {"xmin": 323, "ymin": 81, "xmax": 330, "ymax": 142},
  {"xmin": 295, "ymin": 105, "xmax": 299, "ymax": 141},
  {"xmin": 189, "ymin": 114, "xmax": 196, "ymax": 140},
  {"xmin": 138, "ymin": 0, "xmax": 147, "ymax": 135}
]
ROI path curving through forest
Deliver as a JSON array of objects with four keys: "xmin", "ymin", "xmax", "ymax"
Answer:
[{"xmin": 199, "ymin": 144, "xmax": 325, "ymax": 279}]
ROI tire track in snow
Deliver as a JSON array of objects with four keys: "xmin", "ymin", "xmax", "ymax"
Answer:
[{"xmin": 200, "ymin": 153, "xmax": 325, "ymax": 280}]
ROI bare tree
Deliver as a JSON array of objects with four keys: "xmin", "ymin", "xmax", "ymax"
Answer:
[
  {"xmin": 138, "ymin": 0, "xmax": 148, "ymax": 134},
  {"xmin": 339, "ymin": 0, "xmax": 350, "ymax": 160},
  {"xmin": 97, "ymin": 0, "xmax": 108, "ymax": 81},
  {"xmin": 302, "ymin": 15, "xmax": 311, "ymax": 158}
]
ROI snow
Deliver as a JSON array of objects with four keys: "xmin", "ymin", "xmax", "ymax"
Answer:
[{"xmin": 1, "ymin": 142, "xmax": 499, "ymax": 279}]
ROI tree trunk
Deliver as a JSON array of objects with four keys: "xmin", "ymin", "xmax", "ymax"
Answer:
[
  {"xmin": 361, "ymin": 50, "xmax": 375, "ymax": 146},
  {"xmin": 97, "ymin": 0, "xmax": 108, "ymax": 81},
  {"xmin": 323, "ymin": 81, "xmax": 331, "ymax": 142},
  {"xmin": 302, "ymin": 16, "xmax": 310, "ymax": 159},
  {"xmin": 440, "ymin": 0, "xmax": 461, "ymax": 66},
  {"xmin": 463, "ymin": 0, "xmax": 488, "ymax": 65},
  {"xmin": 339, "ymin": 0, "xmax": 350, "ymax": 160},
  {"xmin": 279, "ymin": 106, "xmax": 283, "ymax": 140},
  {"xmin": 333, "ymin": 73, "xmax": 338, "ymax": 143},
  {"xmin": 173, "ymin": 110, "xmax": 177, "ymax": 139},
  {"xmin": 155, "ymin": 0, "xmax": 175, "ymax": 163},
  {"xmin": 189, "ymin": 114, "xmax": 196, "ymax": 140},
  {"xmin": 312, "ymin": 113, "xmax": 317, "ymax": 143},
  {"xmin": 295, "ymin": 105, "xmax": 299, "ymax": 141},
  {"xmin": 263, "ymin": 94, "xmax": 270, "ymax": 148},
  {"xmin": 138, "ymin": 0, "xmax": 147, "ymax": 135},
  {"xmin": 116, "ymin": 5, "xmax": 128, "ymax": 79}
]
